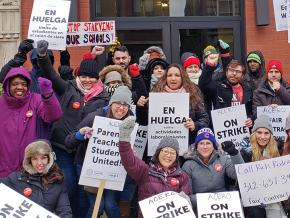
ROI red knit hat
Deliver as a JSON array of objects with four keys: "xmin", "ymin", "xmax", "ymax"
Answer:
[
  {"xmin": 266, "ymin": 60, "xmax": 283, "ymax": 75},
  {"xmin": 182, "ymin": 56, "xmax": 201, "ymax": 69}
]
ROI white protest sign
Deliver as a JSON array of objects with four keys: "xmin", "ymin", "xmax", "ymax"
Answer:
[
  {"xmin": 273, "ymin": 0, "xmax": 287, "ymax": 31},
  {"xmin": 139, "ymin": 191, "xmax": 195, "ymax": 218},
  {"xmin": 28, "ymin": 0, "xmax": 71, "ymax": 50},
  {"xmin": 148, "ymin": 93, "xmax": 189, "ymax": 156},
  {"xmin": 257, "ymin": 106, "xmax": 290, "ymax": 142},
  {"xmin": 197, "ymin": 191, "xmax": 244, "ymax": 218},
  {"xmin": 134, "ymin": 125, "xmax": 148, "ymax": 159},
  {"xmin": 79, "ymin": 116, "xmax": 138, "ymax": 191},
  {"xmin": 0, "ymin": 183, "xmax": 59, "ymax": 218},
  {"xmin": 235, "ymin": 155, "xmax": 290, "ymax": 207},
  {"xmin": 66, "ymin": 21, "xmax": 115, "ymax": 46},
  {"xmin": 211, "ymin": 105, "xmax": 249, "ymax": 149}
]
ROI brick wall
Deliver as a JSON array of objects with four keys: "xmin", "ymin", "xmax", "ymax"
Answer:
[
  {"xmin": 245, "ymin": 0, "xmax": 290, "ymax": 81},
  {"xmin": 21, "ymin": 0, "xmax": 91, "ymax": 70}
]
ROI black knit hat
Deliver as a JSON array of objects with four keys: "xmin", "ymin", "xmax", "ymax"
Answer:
[
  {"xmin": 78, "ymin": 59, "xmax": 99, "ymax": 78},
  {"xmin": 145, "ymin": 58, "xmax": 169, "ymax": 74}
]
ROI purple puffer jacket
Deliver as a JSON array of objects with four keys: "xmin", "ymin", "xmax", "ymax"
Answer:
[
  {"xmin": 119, "ymin": 141, "xmax": 191, "ymax": 218},
  {"xmin": 0, "ymin": 67, "xmax": 62, "ymax": 177}
]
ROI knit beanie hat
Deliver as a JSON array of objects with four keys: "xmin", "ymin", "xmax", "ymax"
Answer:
[
  {"xmin": 246, "ymin": 53, "xmax": 262, "ymax": 65},
  {"xmin": 104, "ymin": 71, "xmax": 122, "ymax": 85},
  {"xmin": 180, "ymin": 52, "xmax": 195, "ymax": 64},
  {"xmin": 78, "ymin": 59, "xmax": 99, "ymax": 78},
  {"xmin": 146, "ymin": 58, "xmax": 169, "ymax": 73},
  {"xmin": 23, "ymin": 140, "xmax": 55, "ymax": 175},
  {"xmin": 109, "ymin": 86, "xmax": 132, "ymax": 106},
  {"xmin": 253, "ymin": 115, "xmax": 273, "ymax": 134},
  {"xmin": 285, "ymin": 114, "xmax": 290, "ymax": 132},
  {"xmin": 266, "ymin": 60, "xmax": 283, "ymax": 75},
  {"xmin": 203, "ymin": 45, "xmax": 218, "ymax": 60},
  {"xmin": 156, "ymin": 137, "xmax": 180, "ymax": 154},
  {"xmin": 183, "ymin": 56, "xmax": 201, "ymax": 69},
  {"xmin": 194, "ymin": 128, "xmax": 217, "ymax": 149}
]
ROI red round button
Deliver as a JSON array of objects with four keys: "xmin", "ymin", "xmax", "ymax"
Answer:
[
  {"xmin": 170, "ymin": 178, "xmax": 179, "ymax": 186},
  {"xmin": 23, "ymin": 187, "xmax": 32, "ymax": 197},
  {"xmin": 72, "ymin": 102, "xmax": 81, "ymax": 110}
]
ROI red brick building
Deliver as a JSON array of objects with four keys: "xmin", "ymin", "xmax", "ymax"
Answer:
[{"xmin": 20, "ymin": 0, "xmax": 290, "ymax": 81}]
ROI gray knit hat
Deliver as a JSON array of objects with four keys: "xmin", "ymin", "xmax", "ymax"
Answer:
[
  {"xmin": 156, "ymin": 137, "xmax": 180, "ymax": 154},
  {"xmin": 253, "ymin": 115, "xmax": 273, "ymax": 134},
  {"xmin": 285, "ymin": 115, "xmax": 290, "ymax": 132},
  {"xmin": 104, "ymin": 71, "xmax": 122, "ymax": 85},
  {"xmin": 109, "ymin": 86, "xmax": 132, "ymax": 106}
]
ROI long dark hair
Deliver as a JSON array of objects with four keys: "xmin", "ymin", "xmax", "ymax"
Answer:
[{"xmin": 152, "ymin": 64, "xmax": 204, "ymax": 109}]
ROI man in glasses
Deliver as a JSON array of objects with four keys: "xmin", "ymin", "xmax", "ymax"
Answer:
[{"xmin": 199, "ymin": 56, "xmax": 253, "ymax": 128}]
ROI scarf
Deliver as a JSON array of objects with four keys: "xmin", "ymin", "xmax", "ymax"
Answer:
[
  {"xmin": 188, "ymin": 70, "xmax": 202, "ymax": 85},
  {"xmin": 105, "ymin": 84, "xmax": 121, "ymax": 97},
  {"xmin": 164, "ymin": 85, "xmax": 186, "ymax": 93},
  {"xmin": 150, "ymin": 163, "xmax": 177, "ymax": 177},
  {"xmin": 150, "ymin": 74, "xmax": 160, "ymax": 90},
  {"xmin": 76, "ymin": 77, "xmax": 104, "ymax": 103}
]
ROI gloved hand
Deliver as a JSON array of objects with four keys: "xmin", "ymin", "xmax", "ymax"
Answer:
[
  {"xmin": 129, "ymin": 64, "xmax": 140, "ymax": 77},
  {"xmin": 179, "ymin": 192, "xmax": 191, "ymax": 206},
  {"xmin": 258, "ymin": 203, "xmax": 267, "ymax": 208},
  {"xmin": 119, "ymin": 116, "xmax": 136, "ymax": 142},
  {"xmin": 217, "ymin": 39, "xmax": 230, "ymax": 55},
  {"xmin": 37, "ymin": 40, "xmax": 49, "ymax": 56},
  {"xmin": 221, "ymin": 141, "xmax": 238, "ymax": 156},
  {"xmin": 205, "ymin": 54, "xmax": 219, "ymax": 67},
  {"xmin": 75, "ymin": 127, "xmax": 94, "ymax": 140},
  {"xmin": 18, "ymin": 39, "xmax": 34, "ymax": 56},
  {"xmin": 240, "ymin": 137, "xmax": 252, "ymax": 154},
  {"xmin": 60, "ymin": 49, "xmax": 70, "ymax": 66},
  {"xmin": 38, "ymin": 77, "xmax": 53, "ymax": 95}
]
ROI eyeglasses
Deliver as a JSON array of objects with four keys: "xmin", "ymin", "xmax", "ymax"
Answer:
[
  {"xmin": 113, "ymin": 102, "xmax": 129, "ymax": 109},
  {"xmin": 228, "ymin": 67, "xmax": 243, "ymax": 74},
  {"xmin": 161, "ymin": 149, "xmax": 176, "ymax": 157}
]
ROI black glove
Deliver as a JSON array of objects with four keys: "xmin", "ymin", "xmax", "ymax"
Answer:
[
  {"xmin": 18, "ymin": 39, "xmax": 34, "ymax": 56},
  {"xmin": 37, "ymin": 40, "xmax": 49, "ymax": 56},
  {"xmin": 221, "ymin": 141, "xmax": 238, "ymax": 156},
  {"xmin": 217, "ymin": 39, "xmax": 230, "ymax": 55},
  {"xmin": 60, "ymin": 49, "xmax": 70, "ymax": 66}
]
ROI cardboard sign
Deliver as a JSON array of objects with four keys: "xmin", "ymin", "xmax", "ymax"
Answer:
[
  {"xmin": 257, "ymin": 106, "xmax": 290, "ymax": 142},
  {"xmin": 28, "ymin": 0, "xmax": 71, "ymax": 50},
  {"xmin": 66, "ymin": 21, "xmax": 115, "ymax": 46},
  {"xmin": 197, "ymin": 191, "xmax": 244, "ymax": 218},
  {"xmin": 133, "ymin": 125, "xmax": 148, "ymax": 159},
  {"xmin": 211, "ymin": 105, "xmax": 249, "ymax": 149},
  {"xmin": 0, "ymin": 183, "xmax": 59, "ymax": 218},
  {"xmin": 273, "ymin": 0, "xmax": 287, "ymax": 31},
  {"xmin": 235, "ymin": 155, "xmax": 290, "ymax": 207},
  {"xmin": 79, "ymin": 116, "xmax": 138, "ymax": 191},
  {"xmin": 139, "ymin": 191, "xmax": 195, "ymax": 218},
  {"xmin": 148, "ymin": 93, "xmax": 189, "ymax": 156}
]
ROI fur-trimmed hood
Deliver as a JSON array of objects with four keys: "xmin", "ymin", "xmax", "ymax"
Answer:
[
  {"xmin": 139, "ymin": 46, "xmax": 166, "ymax": 71},
  {"xmin": 99, "ymin": 65, "xmax": 132, "ymax": 89},
  {"xmin": 23, "ymin": 140, "xmax": 55, "ymax": 175}
]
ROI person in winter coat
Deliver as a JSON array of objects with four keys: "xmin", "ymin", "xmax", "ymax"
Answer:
[
  {"xmin": 118, "ymin": 116, "xmax": 191, "ymax": 218},
  {"xmin": 240, "ymin": 115, "xmax": 286, "ymax": 218},
  {"xmin": 181, "ymin": 52, "xmax": 202, "ymax": 85},
  {"xmin": 182, "ymin": 128, "xmax": 244, "ymax": 215},
  {"xmin": 152, "ymin": 64, "xmax": 209, "ymax": 144},
  {"xmin": 65, "ymin": 86, "xmax": 135, "ymax": 218},
  {"xmin": 36, "ymin": 40, "xmax": 110, "ymax": 216},
  {"xmin": 1, "ymin": 140, "xmax": 72, "ymax": 218},
  {"xmin": 244, "ymin": 51, "xmax": 266, "ymax": 91},
  {"xmin": 199, "ymin": 57, "xmax": 253, "ymax": 128},
  {"xmin": 282, "ymin": 115, "xmax": 290, "ymax": 155},
  {"xmin": 0, "ymin": 67, "xmax": 62, "ymax": 178},
  {"xmin": 252, "ymin": 60, "xmax": 290, "ymax": 119}
]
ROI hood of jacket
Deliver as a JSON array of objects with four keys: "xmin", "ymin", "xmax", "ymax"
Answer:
[{"xmin": 139, "ymin": 46, "xmax": 167, "ymax": 70}]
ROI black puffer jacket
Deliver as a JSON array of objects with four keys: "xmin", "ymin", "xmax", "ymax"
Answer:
[
  {"xmin": 1, "ymin": 171, "xmax": 72, "ymax": 218},
  {"xmin": 38, "ymin": 55, "xmax": 110, "ymax": 152}
]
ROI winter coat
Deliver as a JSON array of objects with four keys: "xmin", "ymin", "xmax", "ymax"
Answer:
[
  {"xmin": 37, "ymin": 55, "xmax": 110, "ymax": 152},
  {"xmin": 0, "ymin": 68, "xmax": 62, "ymax": 178},
  {"xmin": 1, "ymin": 171, "xmax": 72, "ymax": 217},
  {"xmin": 244, "ymin": 51, "xmax": 266, "ymax": 91},
  {"xmin": 253, "ymin": 79, "xmax": 290, "ymax": 119},
  {"xmin": 182, "ymin": 150, "xmax": 244, "ymax": 213},
  {"xmin": 119, "ymin": 141, "xmax": 191, "ymax": 218},
  {"xmin": 199, "ymin": 64, "xmax": 253, "ymax": 118}
]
